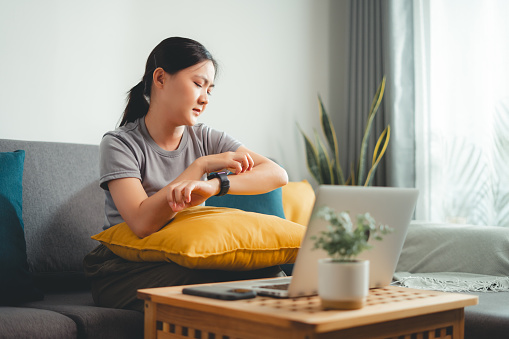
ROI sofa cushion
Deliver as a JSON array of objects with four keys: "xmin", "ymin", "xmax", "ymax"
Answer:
[
  {"xmin": 0, "ymin": 306, "xmax": 77, "ymax": 339},
  {"xmin": 92, "ymin": 206, "xmax": 305, "ymax": 270},
  {"xmin": 281, "ymin": 180, "xmax": 316, "ymax": 225},
  {"xmin": 0, "ymin": 150, "xmax": 43, "ymax": 304},
  {"xmin": 207, "ymin": 182, "xmax": 312, "ymax": 276},
  {"xmin": 206, "ymin": 187, "xmax": 286, "ymax": 218},
  {"xmin": 0, "ymin": 140, "xmax": 104, "ymax": 289},
  {"xmin": 20, "ymin": 291, "xmax": 143, "ymax": 339}
]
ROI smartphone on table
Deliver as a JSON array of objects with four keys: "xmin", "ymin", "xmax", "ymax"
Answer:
[{"xmin": 182, "ymin": 285, "xmax": 256, "ymax": 300}]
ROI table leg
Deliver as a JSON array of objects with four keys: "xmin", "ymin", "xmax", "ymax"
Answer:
[{"xmin": 144, "ymin": 300, "xmax": 157, "ymax": 339}]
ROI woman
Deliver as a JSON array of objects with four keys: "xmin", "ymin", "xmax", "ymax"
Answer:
[{"xmin": 84, "ymin": 37, "xmax": 288, "ymax": 312}]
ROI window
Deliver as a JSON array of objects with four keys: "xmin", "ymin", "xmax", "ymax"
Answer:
[{"xmin": 415, "ymin": 0, "xmax": 509, "ymax": 226}]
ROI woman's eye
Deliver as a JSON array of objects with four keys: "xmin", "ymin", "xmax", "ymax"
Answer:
[{"xmin": 194, "ymin": 81, "xmax": 212, "ymax": 96}]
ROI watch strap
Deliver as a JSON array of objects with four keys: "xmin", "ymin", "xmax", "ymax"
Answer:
[{"xmin": 207, "ymin": 171, "xmax": 230, "ymax": 196}]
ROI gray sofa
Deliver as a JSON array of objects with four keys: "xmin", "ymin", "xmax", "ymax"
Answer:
[
  {"xmin": 396, "ymin": 221, "xmax": 509, "ymax": 339},
  {"xmin": 1, "ymin": 138, "xmax": 508, "ymax": 339},
  {"xmin": 0, "ymin": 139, "xmax": 143, "ymax": 339}
]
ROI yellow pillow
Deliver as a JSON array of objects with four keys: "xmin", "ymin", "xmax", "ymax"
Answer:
[
  {"xmin": 282, "ymin": 180, "xmax": 316, "ymax": 226},
  {"xmin": 91, "ymin": 206, "xmax": 305, "ymax": 271}
]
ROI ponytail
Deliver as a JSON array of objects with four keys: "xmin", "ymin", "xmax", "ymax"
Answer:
[{"xmin": 120, "ymin": 81, "xmax": 149, "ymax": 127}]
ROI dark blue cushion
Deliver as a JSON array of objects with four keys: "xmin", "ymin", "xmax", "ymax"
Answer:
[
  {"xmin": 205, "ymin": 187, "xmax": 286, "ymax": 219},
  {"xmin": 0, "ymin": 150, "xmax": 43, "ymax": 304}
]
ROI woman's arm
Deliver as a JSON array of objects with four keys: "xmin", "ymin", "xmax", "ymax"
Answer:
[
  {"xmin": 108, "ymin": 150, "xmax": 256, "ymax": 238},
  {"xmin": 107, "ymin": 158, "xmax": 212, "ymax": 238},
  {"xmin": 168, "ymin": 146, "xmax": 288, "ymax": 206},
  {"xmin": 224, "ymin": 146, "xmax": 288, "ymax": 195},
  {"xmin": 108, "ymin": 177, "xmax": 177, "ymax": 238},
  {"xmin": 109, "ymin": 147, "xmax": 287, "ymax": 238}
]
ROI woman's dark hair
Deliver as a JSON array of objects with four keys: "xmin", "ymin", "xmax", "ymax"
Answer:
[{"xmin": 120, "ymin": 37, "xmax": 218, "ymax": 126}]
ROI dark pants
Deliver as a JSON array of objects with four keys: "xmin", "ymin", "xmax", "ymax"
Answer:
[{"xmin": 83, "ymin": 245, "xmax": 285, "ymax": 312}]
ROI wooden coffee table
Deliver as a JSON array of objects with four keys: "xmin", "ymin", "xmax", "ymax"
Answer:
[{"xmin": 138, "ymin": 279, "xmax": 477, "ymax": 339}]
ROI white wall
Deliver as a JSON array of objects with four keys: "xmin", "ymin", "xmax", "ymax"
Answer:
[{"xmin": 0, "ymin": 0, "xmax": 349, "ymax": 182}]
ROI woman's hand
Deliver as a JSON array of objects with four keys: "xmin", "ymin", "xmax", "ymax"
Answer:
[
  {"xmin": 166, "ymin": 179, "xmax": 219, "ymax": 212},
  {"xmin": 199, "ymin": 151, "xmax": 254, "ymax": 175},
  {"xmin": 213, "ymin": 146, "xmax": 289, "ymax": 195}
]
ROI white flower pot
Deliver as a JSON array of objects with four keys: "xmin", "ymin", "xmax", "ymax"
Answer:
[{"xmin": 318, "ymin": 258, "xmax": 369, "ymax": 310}]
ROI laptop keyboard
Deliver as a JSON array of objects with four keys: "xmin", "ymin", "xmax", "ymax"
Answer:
[{"xmin": 258, "ymin": 283, "xmax": 290, "ymax": 291}]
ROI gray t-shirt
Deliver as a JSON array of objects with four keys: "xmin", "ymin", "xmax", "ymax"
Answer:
[{"xmin": 99, "ymin": 117, "xmax": 242, "ymax": 229}]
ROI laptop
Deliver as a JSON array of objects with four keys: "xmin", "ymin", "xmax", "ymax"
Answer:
[{"xmin": 225, "ymin": 185, "xmax": 419, "ymax": 298}]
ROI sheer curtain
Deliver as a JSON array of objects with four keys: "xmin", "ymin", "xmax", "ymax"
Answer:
[{"xmin": 414, "ymin": 0, "xmax": 509, "ymax": 226}]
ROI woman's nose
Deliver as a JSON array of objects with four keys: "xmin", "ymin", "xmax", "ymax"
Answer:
[{"xmin": 199, "ymin": 93, "xmax": 209, "ymax": 105}]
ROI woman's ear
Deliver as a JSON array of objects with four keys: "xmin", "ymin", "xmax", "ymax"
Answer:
[{"xmin": 152, "ymin": 67, "xmax": 166, "ymax": 89}]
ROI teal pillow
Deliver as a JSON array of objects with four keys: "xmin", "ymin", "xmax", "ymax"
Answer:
[
  {"xmin": 206, "ymin": 187, "xmax": 286, "ymax": 219},
  {"xmin": 0, "ymin": 150, "xmax": 43, "ymax": 304}
]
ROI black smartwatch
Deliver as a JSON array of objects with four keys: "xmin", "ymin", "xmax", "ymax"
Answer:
[{"xmin": 207, "ymin": 171, "xmax": 230, "ymax": 196}]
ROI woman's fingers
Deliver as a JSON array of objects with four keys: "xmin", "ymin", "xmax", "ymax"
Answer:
[
  {"xmin": 203, "ymin": 151, "xmax": 254, "ymax": 174},
  {"xmin": 229, "ymin": 152, "xmax": 254, "ymax": 174},
  {"xmin": 167, "ymin": 182, "xmax": 189, "ymax": 212},
  {"xmin": 167, "ymin": 180, "xmax": 216, "ymax": 212},
  {"xmin": 227, "ymin": 161, "xmax": 242, "ymax": 175},
  {"xmin": 245, "ymin": 152, "xmax": 254, "ymax": 171}
]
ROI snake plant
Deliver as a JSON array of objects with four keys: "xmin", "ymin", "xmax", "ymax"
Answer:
[{"xmin": 299, "ymin": 76, "xmax": 390, "ymax": 186}]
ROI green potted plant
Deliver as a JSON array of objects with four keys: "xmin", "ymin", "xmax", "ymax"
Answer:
[
  {"xmin": 312, "ymin": 206, "xmax": 393, "ymax": 310},
  {"xmin": 299, "ymin": 77, "xmax": 389, "ymax": 186}
]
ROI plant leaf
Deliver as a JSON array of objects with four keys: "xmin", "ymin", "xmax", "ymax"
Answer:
[
  {"xmin": 318, "ymin": 95, "xmax": 345, "ymax": 184},
  {"xmin": 314, "ymin": 129, "xmax": 333, "ymax": 184},
  {"xmin": 357, "ymin": 76, "xmax": 386, "ymax": 186},
  {"xmin": 364, "ymin": 125, "xmax": 390, "ymax": 186},
  {"xmin": 298, "ymin": 124, "xmax": 322, "ymax": 184},
  {"xmin": 331, "ymin": 162, "xmax": 341, "ymax": 185},
  {"xmin": 347, "ymin": 162, "xmax": 356, "ymax": 186},
  {"xmin": 367, "ymin": 76, "xmax": 386, "ymax": 125},
  {"xmin": 312, "ymin": 206, "xmax": 392, "ymax": 260}
]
